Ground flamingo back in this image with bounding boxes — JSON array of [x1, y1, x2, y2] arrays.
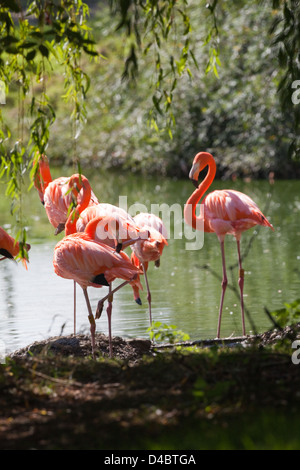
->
[[203, 189, 273, 239], [53, 233, 142, 290]]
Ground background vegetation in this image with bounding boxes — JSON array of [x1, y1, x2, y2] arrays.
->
[[1, 0, 300, 245], [1, 0, 300, 178]]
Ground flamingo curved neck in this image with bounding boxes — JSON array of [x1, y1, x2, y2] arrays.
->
[[38, 156, 52, 192], [184, 155, 216, 230], [33, 156, 52, 202], [65, 175, 92, 235]]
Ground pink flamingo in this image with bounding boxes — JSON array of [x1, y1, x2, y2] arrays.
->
[[184, 152, 274, 338], [33, 154, 98, 234], [33, 155, 100, 332], [76, 203, 150, 251], [53, 216, 143, 358], [0, 226, 31, 269], [130, 213, 168, 325]]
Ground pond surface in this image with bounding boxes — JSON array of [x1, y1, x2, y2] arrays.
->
[[0, 167, 299, 354]]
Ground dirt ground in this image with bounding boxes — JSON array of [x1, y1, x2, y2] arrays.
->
[[0, 324, 299, 450]]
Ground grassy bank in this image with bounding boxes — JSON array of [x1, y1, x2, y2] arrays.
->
[[0, 324, 299, 450]]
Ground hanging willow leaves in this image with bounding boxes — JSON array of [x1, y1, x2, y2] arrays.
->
[[0, 0, 299, 261], [270, 0, 300, 162], [0, 0, 98, 259]]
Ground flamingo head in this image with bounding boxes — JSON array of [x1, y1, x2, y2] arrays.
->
[[189, 152, 214, 187]]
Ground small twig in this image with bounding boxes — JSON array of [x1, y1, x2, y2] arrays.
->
[[28, 368, 84, 388], [264, 306, 283, 331], [153, 334, 258, 350]]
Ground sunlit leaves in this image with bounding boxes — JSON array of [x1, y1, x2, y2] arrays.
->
[[111, 0, 200, 135], [0, 0, 98, 256], [270, 299, 300, 329], [270, 0, 300, 161], [148, 321, 190, 344]]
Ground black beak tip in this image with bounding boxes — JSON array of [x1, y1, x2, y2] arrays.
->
[[135, 297, 142, 306], [116, 242, 123, 253], [190, 178, 199, 188]]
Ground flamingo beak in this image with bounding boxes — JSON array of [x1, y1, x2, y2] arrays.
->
[[116, 242, 123, 253], [190, 178, 199, 188], [189, 162, 200, 188]]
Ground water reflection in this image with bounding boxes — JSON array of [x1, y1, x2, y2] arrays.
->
[[1, 264, 15, 316], [0, 171, 299, 353]]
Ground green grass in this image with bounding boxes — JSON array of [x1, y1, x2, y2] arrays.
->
[[1, 337, 300, 450]]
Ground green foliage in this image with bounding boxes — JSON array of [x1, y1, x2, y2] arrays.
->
[[72, 0, 297, 178], [270, 299, 300, 328], [0, 0, 98, 253], [148, 321, 190, 344], [193, 376, 234, 405], [270, 0, 300, 162], [1, 0, 300, 255]]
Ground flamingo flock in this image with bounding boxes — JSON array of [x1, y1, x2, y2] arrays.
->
[[33, 155, 168, 357], [1, 151, 274, 357]]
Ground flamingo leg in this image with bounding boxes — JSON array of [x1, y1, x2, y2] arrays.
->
[[82, 288, 96, 359], [106, 284, 113, 358], [236, 239, 246, 336], [217, 240, 228, 338], [142, 262, 152, 326], [115, 236, 143, 252], [73, 280, 76, 335], [96, 277, 137, 319]]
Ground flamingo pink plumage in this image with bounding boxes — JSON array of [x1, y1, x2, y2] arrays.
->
[[0, 226, 31, 269], [76, 203, 149, 251], [53, 216, 143, 358], [130, 213, 168, 325], [33, 154, 98, 234], [184, 152, 274, 338], [76, 203, 152, 310], [34, 155, 100, 331]]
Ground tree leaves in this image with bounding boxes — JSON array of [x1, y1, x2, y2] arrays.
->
[[0, 0, 98, 256], [270, 0, 300, 161]]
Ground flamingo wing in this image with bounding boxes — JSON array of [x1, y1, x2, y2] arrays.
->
[[0, 226, 20, 258], [204, 189, 273, 237], [44, 177, 98, 230], [44, 177, 71, 228], [53, 233, 142, 289], [133, 212, 168, 239], [77, 204, 146, 246]]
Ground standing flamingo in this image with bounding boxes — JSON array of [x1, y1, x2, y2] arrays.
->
[[184, 152, 274, 338], [130, 213, 168, 325], [53, 216, 143, 358], [76, 203, 151, 311], [33, 155, 99, 333], [33, 154, 98, 234], [0, 226, 31, 268]]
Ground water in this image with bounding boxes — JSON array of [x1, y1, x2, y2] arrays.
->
[[0, 168, 299, 354]]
